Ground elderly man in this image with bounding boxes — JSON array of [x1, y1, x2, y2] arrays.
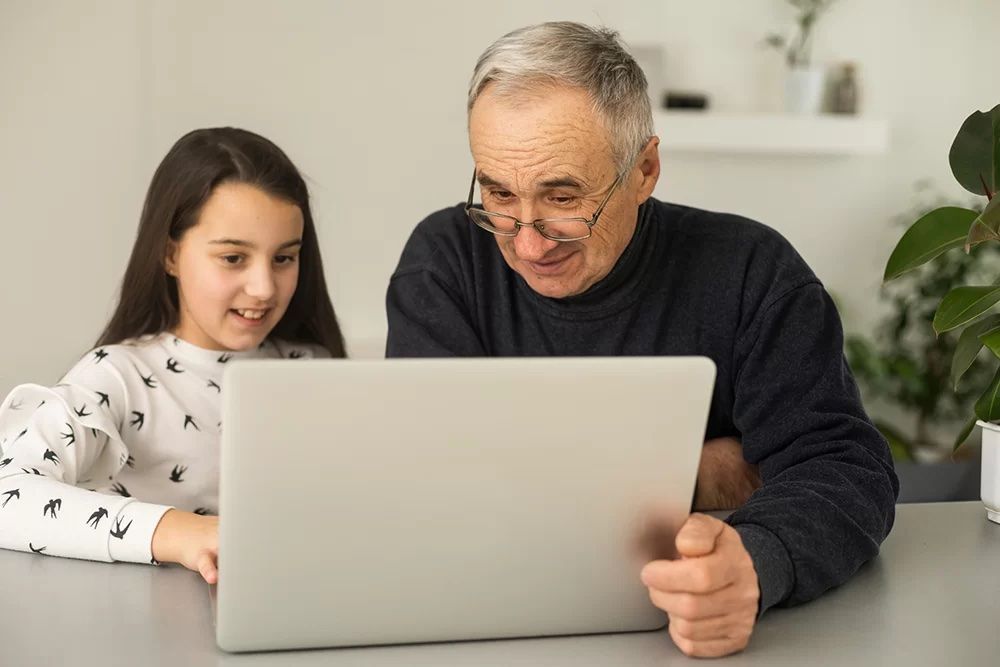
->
[[386, 22, 897, 658]]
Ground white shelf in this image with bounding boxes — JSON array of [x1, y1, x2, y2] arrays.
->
[[654, 111, 889, 156]]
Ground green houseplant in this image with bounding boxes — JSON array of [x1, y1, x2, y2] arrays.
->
[[847, 186, 996, 462], [883, 103, 1000, 521]]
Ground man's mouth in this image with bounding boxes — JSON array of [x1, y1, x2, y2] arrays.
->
[[525, 253, 574, 276]]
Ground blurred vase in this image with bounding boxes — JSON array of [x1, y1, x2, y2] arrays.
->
[[785, 66, 825, 114]]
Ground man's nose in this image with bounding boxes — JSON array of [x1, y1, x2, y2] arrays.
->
[[512, 223, 560, 262]]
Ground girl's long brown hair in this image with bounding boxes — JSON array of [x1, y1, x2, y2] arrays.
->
[[96, 127, 345, 357]]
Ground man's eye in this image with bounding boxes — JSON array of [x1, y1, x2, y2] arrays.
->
[[491, 190, 513, 201], [550, 196, 577, 206]]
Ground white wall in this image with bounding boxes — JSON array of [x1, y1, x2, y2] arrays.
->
[[2, 0, 998, 397]]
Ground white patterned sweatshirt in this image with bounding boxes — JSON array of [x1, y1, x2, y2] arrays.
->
[[0, 333, 324, 564]]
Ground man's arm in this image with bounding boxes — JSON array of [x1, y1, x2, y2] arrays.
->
[[386, 266, 486, 357], [726, 281, 898, 612], [693, 437, 760, 511]]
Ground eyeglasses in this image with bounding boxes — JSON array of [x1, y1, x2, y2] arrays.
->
[[464, 169, 624, 242]]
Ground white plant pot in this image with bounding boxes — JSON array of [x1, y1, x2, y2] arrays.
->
[[785, 66, 825, 114], [978, 420, 1000, 524]]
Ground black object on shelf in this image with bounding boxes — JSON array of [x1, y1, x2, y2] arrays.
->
[[663, 91, 709, 110]]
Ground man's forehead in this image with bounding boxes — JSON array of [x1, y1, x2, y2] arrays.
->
[[469, 85, 616, 188]]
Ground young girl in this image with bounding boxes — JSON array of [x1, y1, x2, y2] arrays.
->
[[0, 127, 345, 583]]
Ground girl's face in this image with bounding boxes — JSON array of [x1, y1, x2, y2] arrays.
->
[[165, 182, 304, 352]]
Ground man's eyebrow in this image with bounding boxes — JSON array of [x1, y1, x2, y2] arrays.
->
[[476, 172, 507, 189], [477, 172, 585, 190], [209, 238, 303, 250], [538, 176, 584, 190]]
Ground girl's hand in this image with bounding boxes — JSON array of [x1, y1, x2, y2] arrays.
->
[[151, 509, 219, 583]]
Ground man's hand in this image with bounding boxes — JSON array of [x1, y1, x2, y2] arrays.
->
[[641, 514, 760, 658], [693, 437, 761, 511], [151, 509, 219, 583]]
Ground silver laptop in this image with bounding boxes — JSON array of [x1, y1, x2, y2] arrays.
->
[[214, 357, 715, 652]]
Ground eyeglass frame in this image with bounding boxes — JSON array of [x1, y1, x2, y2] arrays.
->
[[464, 168, 625, 242]]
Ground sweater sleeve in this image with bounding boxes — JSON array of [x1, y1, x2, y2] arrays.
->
[[0, 351, 171, 564], [725, 282, 898, 613]]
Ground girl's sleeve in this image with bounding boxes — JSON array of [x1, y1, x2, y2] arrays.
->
[[0, 350, 172, 564]]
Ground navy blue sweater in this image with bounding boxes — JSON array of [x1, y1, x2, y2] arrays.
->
[[386, 197, 898, 613]]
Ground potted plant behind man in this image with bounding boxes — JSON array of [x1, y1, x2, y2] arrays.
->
[[883, 104, 1000, 522], [765, 0, 838, 114]]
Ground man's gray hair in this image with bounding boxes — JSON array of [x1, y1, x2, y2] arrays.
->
[[468, 22, 654, 174]]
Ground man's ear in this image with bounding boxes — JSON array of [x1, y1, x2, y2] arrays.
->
[[164, 239, 179, 278], [634, 136, 661, 205]]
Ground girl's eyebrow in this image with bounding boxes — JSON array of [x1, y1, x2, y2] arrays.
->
[[209, 238, 303, 250]]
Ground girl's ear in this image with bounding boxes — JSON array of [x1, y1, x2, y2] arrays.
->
[[164, 239, 179, 277]]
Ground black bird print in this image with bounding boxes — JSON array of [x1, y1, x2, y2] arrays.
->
[[42, 449, 60, 465], [126, 455, 135, 468], [193, 507, 211, 515], [166, 357, 184, 373], [96, 391, 110, 408], [87, 507, 109, 528], [29, 543, 46, 554], [13, 428, 27, 444], [110, 517, 132, 539], [183, 415, 199, 431], [59, 423, 75, 446], [169, 465, 187, 482], [21, 468, 42, 476], [90, 428, 98, 438], [73, 404, 92, 418], [217, 353, 233, 364], [38, 400, 45, 408], [110, 481, 130, 497], [93, 348, 108, 364], [207, 379, 221, 393], [8, 398, 23, 410], [140, 372, 157, 389], [1, 489, 20, 508], [43, 498, 62, 518], [289, 350, 304, 359], [130, 411, 145, 430], [0, 458, 11, 469]]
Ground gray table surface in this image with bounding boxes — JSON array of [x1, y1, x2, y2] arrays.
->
[[2, 501, 998, 666]]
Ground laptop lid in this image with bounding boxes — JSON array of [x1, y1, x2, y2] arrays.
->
[[216, 356, 715, 652]]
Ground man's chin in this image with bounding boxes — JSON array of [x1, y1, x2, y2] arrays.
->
[[520, 274, 583, 299]]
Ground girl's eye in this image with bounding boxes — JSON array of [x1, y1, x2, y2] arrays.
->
[[221, 255, 243, 265], [275, 255, 298, 265]]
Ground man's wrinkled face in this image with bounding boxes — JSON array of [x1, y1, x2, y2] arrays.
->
[[468, 84, 656, 298]]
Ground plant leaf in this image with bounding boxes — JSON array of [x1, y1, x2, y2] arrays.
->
[[982, 325, 1000, 358], [975, 365, 1000, 422], [933, 286, 1000, 334], [883, 207, 979, 281], [949, 104, 1000, 197], [950, 315, 1000, 388], [965, 195, 1000, 252], [953, 416, 977, 453]]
